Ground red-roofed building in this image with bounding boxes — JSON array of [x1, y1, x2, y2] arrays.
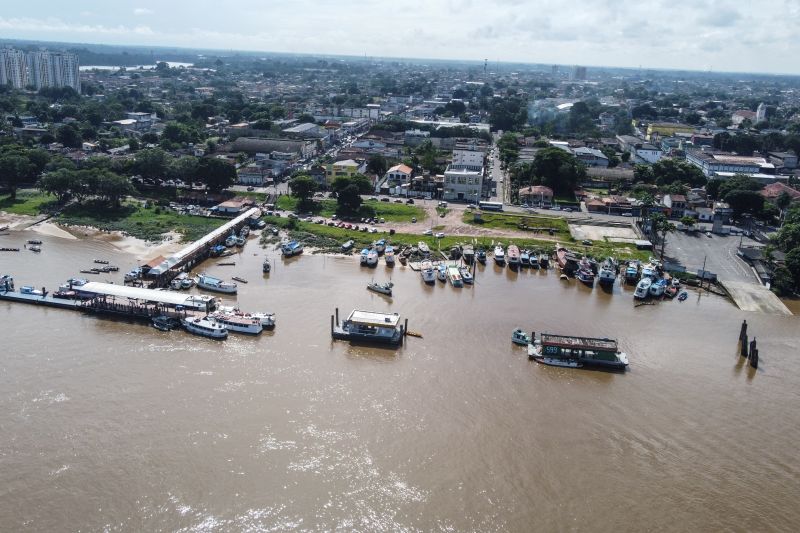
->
[[386, 164, 413, 184], [761, 182, 800, 204], [518, 185, 553, 207]]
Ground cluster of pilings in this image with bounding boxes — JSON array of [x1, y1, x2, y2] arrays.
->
[[738, 320, 759, 369]]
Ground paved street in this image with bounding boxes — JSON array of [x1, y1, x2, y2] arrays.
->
[[665, 230, 759, 283]]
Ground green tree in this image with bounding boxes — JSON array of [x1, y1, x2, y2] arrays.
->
[[337, 184, 363, 214], [366, 154, 388, 176], [56, 124, 82, 148], [776, 191, 792, 223], [771, 265, 795, 296], [724, 189, 764, 218], [718, 174, 761, 199], [38, 168, 77, 203], [775, 223, 800, 251], [95, 171, 135, 207], [680, 215, 696, 231], [288, 174, 318, 208], [0, 154, 34, 199], [197, 158, 236, 193], [169, 156, 200, 186], [785, 248, 800, 289], [531, 147, 586, 195], [652, 213, 676, 260], [133, 148, 168, 180]]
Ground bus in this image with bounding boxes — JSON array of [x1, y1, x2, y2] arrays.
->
[[478, 201, 504, 212]]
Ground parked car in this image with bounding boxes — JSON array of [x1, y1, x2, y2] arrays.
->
[[381, 198, 390, 202], [406, 199, 415, 204], [435, 232, 446, 238], [582, 239, 592, 246], [621, 212, 633, 217], [246, 186, 255, 191], [411, 217, 417, 223], [394, 199, 403, 203], [423, 229, 433, 236]]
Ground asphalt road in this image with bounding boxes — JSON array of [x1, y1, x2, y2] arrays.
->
[[665, 230, 759, 283]]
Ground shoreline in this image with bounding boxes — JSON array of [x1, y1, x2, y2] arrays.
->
[[0, 211, 184, 260]]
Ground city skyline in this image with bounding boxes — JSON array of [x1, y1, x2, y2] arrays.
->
[[1, 0, 799, 75]]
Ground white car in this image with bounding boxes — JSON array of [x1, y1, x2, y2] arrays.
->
[[435, 232, 445, 238], [423, 229, 433, 236]]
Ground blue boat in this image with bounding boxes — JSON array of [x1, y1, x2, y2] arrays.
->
[[281, 240, 304, 257], [360, 248, 370, 266]]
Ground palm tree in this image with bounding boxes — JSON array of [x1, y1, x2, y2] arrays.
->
[[652, 213, 676, 260]]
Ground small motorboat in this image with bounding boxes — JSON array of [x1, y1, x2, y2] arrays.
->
[[181, 277, 195, 289], [512, 328, 531, 346], [367, 281, 393, 296], [678, 291, 688, 301], [476, 247, 487, 264], [94, 259, 109, 265], [437, 264, 447, 282], [28, 245, 41, 253], [27, 239, 43, 245], [152, 315, 178, 331], [459, 266, 473, 284], [263, 258, 271, 273], [231, 276, 248, 284]]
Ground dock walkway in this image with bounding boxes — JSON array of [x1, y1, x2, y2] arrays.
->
[[719, 280, 792, 316], [0, 290, 82, 309]]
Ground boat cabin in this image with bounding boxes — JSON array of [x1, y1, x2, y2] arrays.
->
[[540, 333, 620, 362], [333, 309, 404, 345]]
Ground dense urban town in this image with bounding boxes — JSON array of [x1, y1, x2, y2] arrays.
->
[[3, 43, 800, 303]]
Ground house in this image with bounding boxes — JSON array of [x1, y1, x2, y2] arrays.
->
[[404, 129, 430, 147], [663, 194, 687, 218], [616, 135, 662, 164], [326, 159, 362, 184], [237, 164, 268, 186], [386, 164, 413, 184], [518, 185, 553, 207], [450, 149, 484, 171], [645, 122, 694, 141], [443, 166, 483, 202], [695, 207, 714, 222], [572, 146, 609, 167], [767, 151, 798, 171], [215, 199, 248, 215], [760, 182, 800, 204]]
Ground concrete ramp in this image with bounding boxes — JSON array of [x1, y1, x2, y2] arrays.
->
[[720, 280, 792, 316]]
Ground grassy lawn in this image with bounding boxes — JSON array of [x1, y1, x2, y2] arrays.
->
[[262, 216, 650, 260], [463, 211, 571, 239], [58, 201, 225, 242], [276, 195, 425, 222], [0, 191, 57, 216]]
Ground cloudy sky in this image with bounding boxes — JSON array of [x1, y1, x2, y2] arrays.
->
[[1, 0, 798, 74]]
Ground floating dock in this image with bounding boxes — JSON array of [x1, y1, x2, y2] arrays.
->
[[331, 307, 406, 346]]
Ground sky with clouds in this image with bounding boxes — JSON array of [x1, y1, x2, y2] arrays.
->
[[1, 0, 798, 74]]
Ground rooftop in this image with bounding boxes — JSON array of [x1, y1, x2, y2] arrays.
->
[[347, 310, 401, 328]]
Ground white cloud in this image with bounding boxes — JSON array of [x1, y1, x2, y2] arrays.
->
[[133, 8, 153, 16], [0, 16, 153, 36]]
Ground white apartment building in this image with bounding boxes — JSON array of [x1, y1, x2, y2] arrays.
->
[[443, 166, 483, 202], [27, 51, 80, 91], [0, 48, 28, 89]]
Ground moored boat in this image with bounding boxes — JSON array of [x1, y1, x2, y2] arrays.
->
[[374, 239, 386, 254], [342, 240, 354, 252], [366, 249, 378, 267], [520, 250, 530, 266], [576, 268, 595, 287], [625, 261, 640, 284], [420, 261, 436, 283], [538, 253, 550, 268], [436, 264, 447, 282], [527, 332, 629, 371], [447, 266, 463, 287], [598, 258, 616, 287], [462, 245, 475, 265], [512, 328, 531, 346], [332, 309, 404, 346], [459, 266, 473, 284], [196, 273, 238, 294], [281, 240, 303, 256], [634, 277, 652, 299], [507, 245, 520, 267], [367, 281, 393, 296], [476, 247, 487, 264], [262, 258, 271, 273], [384, 245, 395, 266], [418, 241, 430, 256], [225, 235, 237, 247], [360, 248, 370, 266], [209, 312, 263, 335], [152, 315, 178, 331], [493, 245, 505, 265], [182, 316, 228, 339], [649, 278, 667, 297]]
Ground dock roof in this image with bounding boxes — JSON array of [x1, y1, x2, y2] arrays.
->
[[79, 282, 199, 307], [347, 310, 401, 328], [541, 333, 618, 352]]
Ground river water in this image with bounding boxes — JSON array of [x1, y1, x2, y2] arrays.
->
[[1, 231, 799, 531]]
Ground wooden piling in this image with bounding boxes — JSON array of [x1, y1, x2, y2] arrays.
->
[[330, 314, 334, 335], [740, 333, 749, 358], [748, 337, 757, 361], [335, 307, 339, 326], [739, 320, 748, 342], [404, 318, 408, 336], [750, 348, 759, 369]]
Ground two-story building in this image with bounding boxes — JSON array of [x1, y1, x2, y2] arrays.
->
[[443, 166, 483, 202], [663, 194, 687, 218], [326, 159, 362, 184], [572, 146, 609, 167], [518, 185, 553, 207], [385, 164, 413, 184]]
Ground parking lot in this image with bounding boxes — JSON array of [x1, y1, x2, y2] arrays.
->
[[665, 229, 760, 283]]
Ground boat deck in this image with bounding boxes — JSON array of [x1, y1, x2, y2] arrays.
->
[[540, 333, 618, 352], [0, 290, 83, 309]]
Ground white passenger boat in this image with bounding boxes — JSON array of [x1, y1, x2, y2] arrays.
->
[[459, 266, 473, 284], [217, 306, 276, 328], [437, 264, 447, 282], [494, 245, 505, 265], [182, 317, 228, 339], [634, 277, 652, 299], [58, 278, 89, 291], [181, 277, 195, 289], [196, 273, 238, 294], [420, 261, 436, 283], [209, 312, 263, 335], [171, 272, 189, 290], [418, 242, 430, 256], [447, 266, 463, 287], [649, 279, 667, 297], [384, 245, 395, 265], [366, 249, 379, 267]]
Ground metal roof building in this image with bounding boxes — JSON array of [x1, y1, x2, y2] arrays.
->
[[78, 282, 214, 309]]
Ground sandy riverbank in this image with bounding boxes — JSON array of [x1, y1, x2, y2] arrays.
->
[[1, 211, 183, 260]]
